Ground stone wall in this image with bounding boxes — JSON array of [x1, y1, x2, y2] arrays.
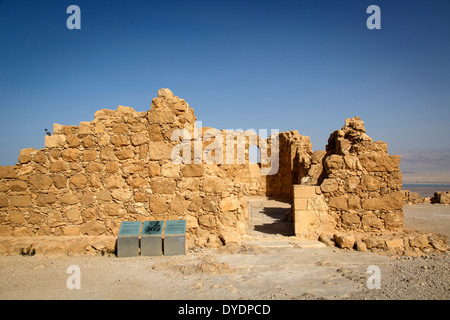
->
[[302, 117, 404, 233], [0, 89, 276, 248]]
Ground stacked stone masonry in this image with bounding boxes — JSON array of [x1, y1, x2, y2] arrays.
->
[[0, 89, 447, 255]]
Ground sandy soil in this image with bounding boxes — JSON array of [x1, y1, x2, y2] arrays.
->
[[0, 204, 449, 300]]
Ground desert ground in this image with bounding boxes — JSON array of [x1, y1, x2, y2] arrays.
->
[[0, 203, 448, 300]]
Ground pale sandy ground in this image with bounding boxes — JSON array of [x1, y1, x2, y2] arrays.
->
[[0, 203, 448, 300]]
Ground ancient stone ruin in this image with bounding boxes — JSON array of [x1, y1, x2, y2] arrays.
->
[[0, 89, 447, 256]]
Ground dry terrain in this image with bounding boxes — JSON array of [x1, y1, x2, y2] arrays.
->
[[0, 203, 448, 300]]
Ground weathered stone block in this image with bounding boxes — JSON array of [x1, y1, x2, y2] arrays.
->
[[328, 195, 348, 211], [362, 192, 403, 210], [69, 174, 88, 189], [83, 150, 98, 162], [148, 141, 173, 160], [36, 193, 57, 206], [45, 134, 66, 148], [18, 148, 36, 164], [9, 180, 28, 192], [10, 195, 31, 207], [182, 164, 204, 177], [320, 178, 338, 193], [220, 196, 239, 211], [334, 234, 355, 249], [49, 161, 66, 173], [149, 195, 169, 214], [294, 198, 307, 211], [293, 185, 316, 198], [0, 166, 16, 179]]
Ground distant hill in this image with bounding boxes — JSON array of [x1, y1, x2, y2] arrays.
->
[[393, 149, 450, 183]]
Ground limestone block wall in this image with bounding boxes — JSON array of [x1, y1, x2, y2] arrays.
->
[[0, 89, 276, 248], [301, 117, 404, 233]]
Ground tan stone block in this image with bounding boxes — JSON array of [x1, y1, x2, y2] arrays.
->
[[85, 162, 104, 173], [116, 149, 134, 160], [127, 177, 148, 188], [203, 176, 224, 193], [60, 193, 79, 205], [111, 189, 133, 202], [182, 164, 204, 177], [0, 225, 13, 237], [112, 123, 128, 134], [82, 136, 96, 148], [148, 162, 161, 177], [33, 150, 47, 163], [131, 134, 148, 146], [294, 210, 316, 225], [361, 175, 382, 191], [148, 110, 175, 124], [80, 192, 95, 205], [294, 198, 307, 211], [18, 148, 36, 164], [362, 191, 403, 210], [104, 175, 126, 189], [342, 212, 360, 227], [334, 234, 355, 249], [385, 238, 404, 249], [148, 141, 173, 160], [83, 150, 98, 162], [102, 203, 126, 216], [66, 134, 80, 148], [53, 174, 67, 189], [80, 221, 106, 236], [69, 174, 88, 189], [111, 135, 129, 147], [100, 147, 115, 161], [361, 212, 383, 230], [36, 193, 57, 206], [96, 190, 112, 203], [62, 225, 81, 236], [0, 166, 16, 179], [94, 108, 114, 119], [0, 195, 9, 207], [328, 195, 348, 211], [122, 161, 146, 174], [347, 194, 361, 210], [9, 180, 28, 192], [198, 214, 216, 228], [79, 121, 91, 134], [9, 211, 26, 224], [65, 207, 81, 222], [148, 124, 163, 141], [49, 161, 66, 173], [320, 179, 338, 193], [106, 161, 120, 173], [220, 196, 239, 211], [10, 195, 31, 207], [150, 177, 176, 194], [149, 195, 168, 214], [170, 196, 186, 214], [293, 185, 316, 198], [324, 154, 344, 171], [134, 192, 148, 203], [160, 162, 181, 178], [409, 234, 430, 249], [45, 134, 66, 148]]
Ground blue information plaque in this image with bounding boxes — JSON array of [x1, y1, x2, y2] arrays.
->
[[141, 221, 164, 256], [117, 221, 142, 257], [164, 220, 186, 256]]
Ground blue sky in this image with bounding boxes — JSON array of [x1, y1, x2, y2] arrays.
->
[[1, 0, 449, 166]]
